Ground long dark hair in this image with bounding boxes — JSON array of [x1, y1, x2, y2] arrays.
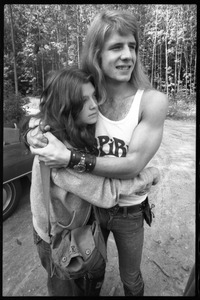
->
[[23, 66, 97, 152]]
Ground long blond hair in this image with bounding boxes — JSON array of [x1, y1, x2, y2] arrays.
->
[[81, 10, 152, 103]]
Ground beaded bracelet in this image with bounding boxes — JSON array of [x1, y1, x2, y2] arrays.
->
[[68, 149, 96, 173]]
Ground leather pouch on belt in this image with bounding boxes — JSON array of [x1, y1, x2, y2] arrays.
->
[[143, 202, 153, 227]]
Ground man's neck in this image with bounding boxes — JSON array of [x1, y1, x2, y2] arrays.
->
[[100, 81, 137, 121], [105, 81, 135, 103]]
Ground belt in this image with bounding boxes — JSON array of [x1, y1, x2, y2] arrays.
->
[[109, 197, 148, 215]]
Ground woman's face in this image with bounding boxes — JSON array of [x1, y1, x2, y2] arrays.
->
[[100, 31, 137, 84], [78, 82, 98, 125]]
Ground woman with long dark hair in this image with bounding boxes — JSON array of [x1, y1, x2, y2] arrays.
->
[[22, 65, 160, 296]]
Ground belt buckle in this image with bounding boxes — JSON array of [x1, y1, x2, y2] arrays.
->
[[109, 205, 119, 215]]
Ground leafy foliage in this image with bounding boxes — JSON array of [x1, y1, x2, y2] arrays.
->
[[4, 4, 196, 124], [3, 80, 27, 126]]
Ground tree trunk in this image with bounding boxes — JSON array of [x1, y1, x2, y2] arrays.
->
[[193, 53, 196, 93], [51, 53, 54, 70], [38, 24, 44, 90], [76, 5, 80, 67], [36, 55, 39, 94], [189, 43, 193, 95], [8, 5, 18, 96], [160, 43, 162, 91], [165, 7, 169, 96], [175, 44, 178, 94], [151, 7, 158, 86], [56, 25, 60, 69], [65, 23, 68, 67], [32, 61, 36, 95], [41, 50, 44, 90], [184, 49, 188, 97], [174, 9, 179, 94], [177, 44, 183, 92]]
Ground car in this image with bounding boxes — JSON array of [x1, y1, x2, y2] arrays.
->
[[3, 125, 34, 220]]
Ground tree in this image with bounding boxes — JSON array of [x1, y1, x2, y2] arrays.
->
[[3, 4, 196, 101], [8, 4, 18, 95]]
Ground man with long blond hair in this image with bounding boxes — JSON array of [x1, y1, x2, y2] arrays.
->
[[25, 10, 168, 296]]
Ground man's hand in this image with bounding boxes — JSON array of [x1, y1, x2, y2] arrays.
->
[[30, 132, 71, 168], [27, 118, 51, 148], [133, 167, 160, 196], [27, 126, 48, 148]]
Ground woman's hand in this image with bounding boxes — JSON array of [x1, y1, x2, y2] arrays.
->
[[30, 132, 71, 168]]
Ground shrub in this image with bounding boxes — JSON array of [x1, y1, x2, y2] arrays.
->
[[3, 92, 27, 127], [167, 91, 196, 120]]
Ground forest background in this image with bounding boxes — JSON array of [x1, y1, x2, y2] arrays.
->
[[3, 4, 196, 125]]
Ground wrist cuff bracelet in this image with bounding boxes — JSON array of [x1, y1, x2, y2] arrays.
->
[[68, 149, 96, 173]]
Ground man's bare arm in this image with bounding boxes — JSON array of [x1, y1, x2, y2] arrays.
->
[[30, 90, 168, 179], [93, 90, 168, 179]]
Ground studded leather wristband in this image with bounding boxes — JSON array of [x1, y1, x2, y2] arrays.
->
[[68, 149, 96, 173]]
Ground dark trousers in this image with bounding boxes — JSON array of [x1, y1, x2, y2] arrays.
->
[[96, 203, 145, 296], [33, 199, 151, 296]]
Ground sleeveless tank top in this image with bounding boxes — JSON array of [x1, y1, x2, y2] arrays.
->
[[95, 89, 147, 206]]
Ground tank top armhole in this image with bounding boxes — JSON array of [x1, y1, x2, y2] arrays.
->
[[130, 89, 144, 124]]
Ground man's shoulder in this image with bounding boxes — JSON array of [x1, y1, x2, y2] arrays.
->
[[140, 89, 168, 120], [143, 88, 167, 99], [142, 89, 168, 108]]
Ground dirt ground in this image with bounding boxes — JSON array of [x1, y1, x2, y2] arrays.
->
[[2, 117, 196, 297]]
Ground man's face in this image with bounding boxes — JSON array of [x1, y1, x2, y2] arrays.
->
[[100, 31, 137, 84]]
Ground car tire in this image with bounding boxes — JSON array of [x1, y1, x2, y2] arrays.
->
[[3, 179, 22, 220]]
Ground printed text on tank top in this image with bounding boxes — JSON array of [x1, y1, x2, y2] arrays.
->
[[95, 90, 144, 158]]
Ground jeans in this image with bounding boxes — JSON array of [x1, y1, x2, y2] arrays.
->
[[96, 202, 145, 296], [33, 199, 149, 296]]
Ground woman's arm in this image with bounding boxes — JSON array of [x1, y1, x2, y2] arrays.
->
[[49, 159, 160, 208]]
